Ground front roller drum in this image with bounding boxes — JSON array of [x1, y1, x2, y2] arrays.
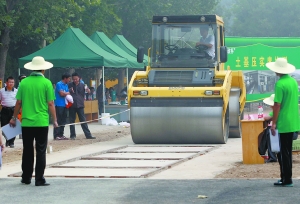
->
[[130, 98, 229, 144]]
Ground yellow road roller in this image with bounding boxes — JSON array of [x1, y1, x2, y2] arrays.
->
[[128, 15, 246, 144]]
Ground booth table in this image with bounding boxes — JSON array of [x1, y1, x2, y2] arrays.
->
[[241, 119, 265, 164], [75, 100, 98, 122]]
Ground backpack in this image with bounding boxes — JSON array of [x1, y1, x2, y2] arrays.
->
[[258, 126, 269, 155]]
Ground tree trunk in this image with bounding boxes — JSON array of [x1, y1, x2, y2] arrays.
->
[[117, 69, 125, 100], [0, 27, 10, 84]]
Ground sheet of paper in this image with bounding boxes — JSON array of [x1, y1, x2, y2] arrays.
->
[[2, 119, 22, 140], [0, 146, 2, 170], [269, 129, 280, 153]]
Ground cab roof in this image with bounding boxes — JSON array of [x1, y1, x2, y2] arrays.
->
[[152, 15, 223, 24]]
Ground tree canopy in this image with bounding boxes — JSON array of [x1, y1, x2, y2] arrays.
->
[[218, 0, 300, 37], [0, 0, 219, 83]]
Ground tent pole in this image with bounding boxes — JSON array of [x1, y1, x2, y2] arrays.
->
[[126, 68, 129, 90], [18, 68, 20, 76], [103, 66, 105, 114], [127, 67, 130, 121]]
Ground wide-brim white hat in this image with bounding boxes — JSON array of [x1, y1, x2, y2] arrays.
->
[[24, 56, 53, 70], [263, 94, 275, 106], [266, 58, 295, 74]]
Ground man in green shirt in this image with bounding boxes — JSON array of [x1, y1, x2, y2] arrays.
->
[[9, 56, 58, 186], [266, 58, 300, 187]]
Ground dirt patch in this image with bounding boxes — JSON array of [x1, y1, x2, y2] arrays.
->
[[1, 126, 130, 164], [215, 152, 300, 179]]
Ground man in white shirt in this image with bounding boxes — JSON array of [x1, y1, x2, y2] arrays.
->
[[196, 25, 215, 59], [0, 76, 18, 148]]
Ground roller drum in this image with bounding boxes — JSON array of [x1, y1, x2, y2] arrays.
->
[[130, 98, 228, 144], [229, 87, 241, 138]]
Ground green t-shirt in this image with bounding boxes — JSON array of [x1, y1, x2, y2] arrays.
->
[[16, 72, 55, 127], [274, 75, 300, 133]]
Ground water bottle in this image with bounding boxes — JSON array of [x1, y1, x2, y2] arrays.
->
[[257, 105, 264, 120]]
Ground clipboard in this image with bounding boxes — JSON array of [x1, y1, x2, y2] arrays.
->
[[2, 119, 22, 140]]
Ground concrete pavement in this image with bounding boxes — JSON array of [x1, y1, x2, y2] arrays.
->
[[1, 122, 299, 203], [0, 178, 299, 204]]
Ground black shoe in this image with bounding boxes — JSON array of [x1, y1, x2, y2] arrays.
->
[[70, 137, 76, 140], [10, 144, 15, 148], [86, 136, 96, 139], [274, 180, 283, 186], [21, 179, 31, 185], [266, 159, 277, 163], [35, 182, 50, 186]]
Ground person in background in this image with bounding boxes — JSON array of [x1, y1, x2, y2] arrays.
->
[[0, 76, 18, 148], [263, 94, 277, 163], [9, 56, 58, 186], [68, 72, 95, 140], [96, 78, 105, 115], [52, 82, 56, 90], [89, 87, 95, 100], [54, 73, 71, 140], [266, 58, 300, 187], [79, 75, 84, 84], [18, 74, 26, 88], [105, 88, 110, 105]]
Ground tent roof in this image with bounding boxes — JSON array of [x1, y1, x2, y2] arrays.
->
[[18, 27, 128, 68], [226, 37, 300, 47], [111, 34, 148, 62], [90, 32, 143, 68]]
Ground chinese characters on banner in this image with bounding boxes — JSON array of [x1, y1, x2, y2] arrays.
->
[[235, 56, 287, 69]]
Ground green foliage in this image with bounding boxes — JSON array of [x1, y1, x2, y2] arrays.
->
[[228, 0, 300, 37], [1, 0, 219, 83], [112, 0, 219, 48]]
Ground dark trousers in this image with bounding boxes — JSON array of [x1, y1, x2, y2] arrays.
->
[[53, 106, 67, 139], [277, 132, 293, 184], [69, 107, 91, 138], [98, 101, 104, 115], [1, 107, 15, 145], [21, 127, 48, 183]]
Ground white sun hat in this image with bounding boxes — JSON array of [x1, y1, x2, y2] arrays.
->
[[263, 94, 275, 106], [24, 56, 53, 70], [266, 58, 295, 74]]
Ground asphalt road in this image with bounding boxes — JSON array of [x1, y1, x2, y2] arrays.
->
[[0, 178, 298, 204]]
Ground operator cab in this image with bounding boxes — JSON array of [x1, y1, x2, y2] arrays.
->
[[137, 15, 227, 68]]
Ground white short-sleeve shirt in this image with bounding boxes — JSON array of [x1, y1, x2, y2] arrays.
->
[[200, 34, 215, 59], [0, 87, 18, 107]]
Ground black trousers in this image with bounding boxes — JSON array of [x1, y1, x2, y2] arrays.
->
[[53, 106, 67, 139], [69, 107, 92, 138], [22, 127, 48, 183], [1, 107, 15, 145], [277, 132, 293, 184], [98, 101, 104, 115]]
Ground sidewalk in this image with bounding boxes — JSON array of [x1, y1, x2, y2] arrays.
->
[[0, 122, 133, 178]]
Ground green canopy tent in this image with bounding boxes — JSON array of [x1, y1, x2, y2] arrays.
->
[[111, 34, 148, 63], [18, 27, 128, 68], [18, 27, 130, 114], [90, 32, 144, 69]]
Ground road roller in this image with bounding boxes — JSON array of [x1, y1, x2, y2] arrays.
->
[[128, 15, 246, 144]]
